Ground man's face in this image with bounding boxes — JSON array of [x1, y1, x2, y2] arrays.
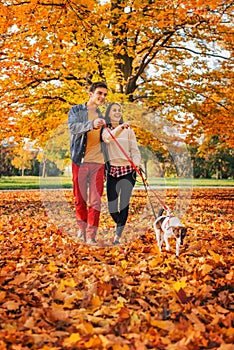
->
[[89, 87, 108, 106]]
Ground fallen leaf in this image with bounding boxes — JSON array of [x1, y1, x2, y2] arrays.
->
[[63, 333, 81, 346]]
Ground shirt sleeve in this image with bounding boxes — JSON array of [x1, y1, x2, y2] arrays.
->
[[129, 129, 141, 166], [68, 105, 93, 136], [102, 125, 124, 143]]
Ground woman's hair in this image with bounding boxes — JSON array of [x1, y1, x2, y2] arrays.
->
[[105, 102, 124, 127]]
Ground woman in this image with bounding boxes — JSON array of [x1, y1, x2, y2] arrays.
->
[[102, 103, 141, 245]]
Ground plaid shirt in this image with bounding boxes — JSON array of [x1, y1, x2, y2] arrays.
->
[[108, 165, 134, 178]]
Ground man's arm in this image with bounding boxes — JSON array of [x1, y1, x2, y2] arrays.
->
[[68, 105, 93, 136], [68, 105, 105, 135]]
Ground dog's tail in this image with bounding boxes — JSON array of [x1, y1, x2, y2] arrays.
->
[[158, 208, 164, 217]]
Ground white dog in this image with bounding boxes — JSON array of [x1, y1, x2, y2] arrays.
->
[[153, 208, 187, 257]]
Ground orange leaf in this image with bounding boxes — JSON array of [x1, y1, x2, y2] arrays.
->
[[63, 333, 81, 346], [150, 320, 175, 332]]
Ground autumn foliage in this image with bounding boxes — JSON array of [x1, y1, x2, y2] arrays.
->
[[0, 0, 233, 149], [0, 188, 233, 349]]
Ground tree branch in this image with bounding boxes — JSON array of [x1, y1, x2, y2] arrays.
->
[[163, 45, 229, 60]]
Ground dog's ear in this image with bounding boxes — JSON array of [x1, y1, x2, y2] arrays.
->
[[158, 208, 164, 217]]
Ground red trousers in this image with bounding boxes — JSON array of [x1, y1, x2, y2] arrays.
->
[[72, 162, 105, 239]]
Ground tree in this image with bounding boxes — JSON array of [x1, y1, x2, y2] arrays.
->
[[0, 144, 20, 176], [197, 136, 234, 179], [188, 136, 233, 179], [0, 0, 233, 150], [11, 142, 34, 176], [36, 121, 70, 177]]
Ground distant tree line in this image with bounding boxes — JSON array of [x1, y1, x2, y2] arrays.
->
[[1, 137, 233, 179], [189, 146, 233, 179], [0, 145, 63, 177]]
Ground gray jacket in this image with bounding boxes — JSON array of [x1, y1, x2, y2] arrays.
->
[[68, 103, 107, 165]]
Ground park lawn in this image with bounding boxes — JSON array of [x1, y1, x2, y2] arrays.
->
[[140, 177, 234, 187], [0, 175, 234, 190], [0, 176, 72, 190]]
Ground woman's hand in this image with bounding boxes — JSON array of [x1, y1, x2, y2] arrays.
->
[[121, 122, 130, 129]]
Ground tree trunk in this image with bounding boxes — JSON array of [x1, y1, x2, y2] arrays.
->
[[41, 158, 47, 178]]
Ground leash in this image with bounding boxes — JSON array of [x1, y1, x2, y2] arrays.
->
[[104, 125, 171, 217], [138, 167, 157, 219]]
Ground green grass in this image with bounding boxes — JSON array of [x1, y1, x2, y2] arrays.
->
[[0, 176, 73, 190], [0, 176, 233, 190], [136, 177, 234, 187]]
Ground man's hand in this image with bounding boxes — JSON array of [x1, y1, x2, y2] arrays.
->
[[93, 118, 105, 129]]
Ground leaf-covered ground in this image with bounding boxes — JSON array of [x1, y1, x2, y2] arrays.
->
[[0, 188, 233, 350]]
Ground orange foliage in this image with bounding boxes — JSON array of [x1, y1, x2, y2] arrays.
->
[[0, 188, 233, 349], [0, 0, 233, 148]]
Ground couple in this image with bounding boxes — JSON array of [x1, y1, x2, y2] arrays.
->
[[68, 82, 141, 246]]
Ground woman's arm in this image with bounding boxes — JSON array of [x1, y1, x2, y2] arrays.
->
[[129, 129, 141, 166], [102, 123, 130, 143]]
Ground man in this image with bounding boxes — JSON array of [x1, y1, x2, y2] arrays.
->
[[68, 82, 108, 245]]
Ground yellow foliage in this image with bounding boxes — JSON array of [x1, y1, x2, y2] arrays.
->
[[0, 0, 233, 148], [63, 333, 81, 346]]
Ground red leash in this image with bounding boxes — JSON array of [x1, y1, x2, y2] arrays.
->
[[104, 125, 170, 214]]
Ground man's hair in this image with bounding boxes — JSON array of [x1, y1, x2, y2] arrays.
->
[[89, 81, 108, 93]]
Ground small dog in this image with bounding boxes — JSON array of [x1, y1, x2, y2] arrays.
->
[[153, 208, 187, 257]]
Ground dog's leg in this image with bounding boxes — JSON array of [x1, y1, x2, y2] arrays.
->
[[154, 223, 162, 252], [164, 234, 170, 251], [156, 229, 162, 252], [176, 236, 181, 257]]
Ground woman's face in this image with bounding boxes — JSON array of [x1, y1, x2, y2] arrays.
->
[[109, 104, 122, 124]]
